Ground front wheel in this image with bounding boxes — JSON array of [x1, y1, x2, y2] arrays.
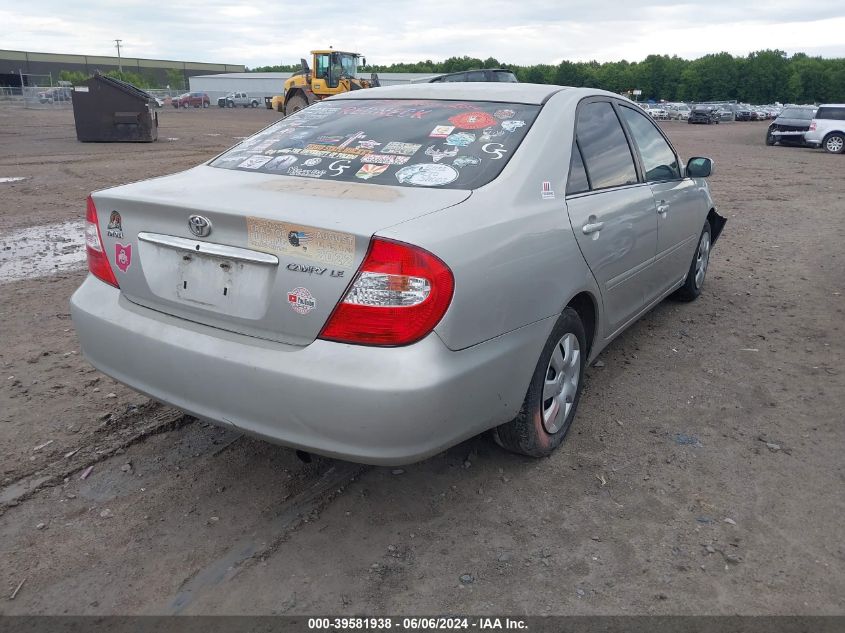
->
[[823, 133, 845, 154], [284, 93, 308, 116], [672, 221, 712, 302], [765, 131, 775, 146], [202, 102, 209, 108], [493, 308, 586, 458]]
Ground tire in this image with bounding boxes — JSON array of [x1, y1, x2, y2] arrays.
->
[[672, 221, 712, 302], [823, 133, 845, 154], [276, 102, 284, 113], [765, 131, 775, 146], [493, 308, 586, 458], [203, 102, 209, 108], [251, 101, 258, 108], [182, 103, 188, 109], [284, 93, 308, 116], [227, 101, 234, 108]]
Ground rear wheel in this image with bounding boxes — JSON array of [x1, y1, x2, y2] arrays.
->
[[493, 308, 586, 458], [823, 133, 845, 154], [673, 221, 712, 302], [285, 93, 308, 116]]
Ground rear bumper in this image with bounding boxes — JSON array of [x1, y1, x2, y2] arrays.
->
[[802, 130, 823, 146], [70, 276, 551, 465]]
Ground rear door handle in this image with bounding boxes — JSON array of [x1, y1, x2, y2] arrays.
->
[[582, 221, 604, 235]]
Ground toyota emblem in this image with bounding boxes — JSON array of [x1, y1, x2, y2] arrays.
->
[[188, 215, 212, 237]]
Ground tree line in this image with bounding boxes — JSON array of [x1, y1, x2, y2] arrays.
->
[[253, 50, 845, 104]]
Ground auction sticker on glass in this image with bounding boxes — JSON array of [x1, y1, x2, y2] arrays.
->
[[246, 217, 355, 268]]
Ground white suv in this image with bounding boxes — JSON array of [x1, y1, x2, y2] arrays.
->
[[804, 104, 845, 154]]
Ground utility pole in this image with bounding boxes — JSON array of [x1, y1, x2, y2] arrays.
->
[[114, 39, 123, 72]]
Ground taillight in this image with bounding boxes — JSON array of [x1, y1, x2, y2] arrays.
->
[[319, 238, 454, 346], [85, 196, 119, 288], [809, 120, 817, 131]]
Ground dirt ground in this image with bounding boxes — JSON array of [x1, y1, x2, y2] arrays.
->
[[0, 105, 842, 616]]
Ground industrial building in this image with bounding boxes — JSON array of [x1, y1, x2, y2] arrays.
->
[[0, 49, 244, 88]]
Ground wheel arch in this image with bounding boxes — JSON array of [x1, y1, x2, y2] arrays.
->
[[567, 291, 598, 357], [707, 207, 727, 244]]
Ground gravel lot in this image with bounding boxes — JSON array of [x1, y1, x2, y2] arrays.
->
[[0, 105, 842, 615]]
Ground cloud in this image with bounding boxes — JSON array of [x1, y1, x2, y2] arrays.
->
[[2, 1, 844, 66]]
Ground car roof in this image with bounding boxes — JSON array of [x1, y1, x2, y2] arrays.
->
[[328, 82, 568, 105]]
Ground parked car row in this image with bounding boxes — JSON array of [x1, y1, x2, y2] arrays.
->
[[634, 101, 784, 123]]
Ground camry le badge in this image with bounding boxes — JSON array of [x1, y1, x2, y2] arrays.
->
[[188, 215, 212, 237]]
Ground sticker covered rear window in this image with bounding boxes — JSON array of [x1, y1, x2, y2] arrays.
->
[[210, 99, 540, 189]]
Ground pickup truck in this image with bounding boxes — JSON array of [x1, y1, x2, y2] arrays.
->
[[217, 92, 260, 108]]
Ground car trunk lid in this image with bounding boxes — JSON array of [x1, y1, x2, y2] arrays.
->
[[92, 165, 470, 345]]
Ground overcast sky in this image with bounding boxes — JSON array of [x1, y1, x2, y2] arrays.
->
[[3, 1, 844, 67]]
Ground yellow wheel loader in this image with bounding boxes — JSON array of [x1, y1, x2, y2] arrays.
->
[[273, 50, 380, 116]]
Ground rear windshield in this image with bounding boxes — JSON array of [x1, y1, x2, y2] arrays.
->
[[209, 99, 540, 189], [779, 108, 815, 120]]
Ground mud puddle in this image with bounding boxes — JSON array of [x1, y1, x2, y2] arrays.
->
[[0, 220, 85, 283]]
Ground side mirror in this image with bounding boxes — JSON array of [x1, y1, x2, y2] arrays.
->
[[361, 57, 366, 67], [686, 157, 714, 178]]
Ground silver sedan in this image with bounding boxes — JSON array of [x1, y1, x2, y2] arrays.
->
[[71, 83, 725, 464]]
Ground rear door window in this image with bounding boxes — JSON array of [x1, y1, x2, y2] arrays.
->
[[575, 101, 638, 190], [618, 105, 680, 182], [816, 107, 845, 121], [210, 99, 540, 190]]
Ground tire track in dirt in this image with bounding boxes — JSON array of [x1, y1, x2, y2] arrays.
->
[[0, 403, 191, 510]]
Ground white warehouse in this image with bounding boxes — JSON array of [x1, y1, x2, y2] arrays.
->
[[189, 72, 437, 103]]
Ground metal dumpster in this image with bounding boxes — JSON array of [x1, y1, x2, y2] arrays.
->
[[71, 72, 158, 142]]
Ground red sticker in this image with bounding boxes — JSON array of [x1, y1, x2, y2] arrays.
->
[[448, 111, 498, 129], [115, 243, 132, 273]]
